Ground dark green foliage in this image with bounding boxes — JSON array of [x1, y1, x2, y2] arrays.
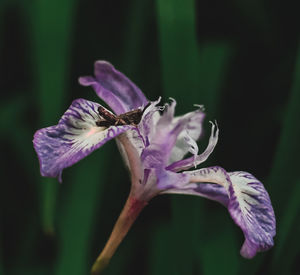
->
[[0, 0, 299, 274]]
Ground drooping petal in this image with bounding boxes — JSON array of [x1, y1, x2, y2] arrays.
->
[[184, 166, 276, 258], [79, 61, 148, 114], [228, 171, 276, 258], [166, 121, 218, 172], [168, 106, 205, 164], [33, 98, 132, 182]]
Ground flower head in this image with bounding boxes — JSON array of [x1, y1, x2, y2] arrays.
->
[[33, 61, 276, 273]]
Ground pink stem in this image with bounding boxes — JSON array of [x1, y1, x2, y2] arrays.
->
[[91, 195, 147, 275]]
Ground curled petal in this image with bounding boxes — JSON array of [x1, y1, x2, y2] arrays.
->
[[158, 98, 176, 126], [168, 106, 205, 164], [184, 167, 276, 258], [79, 61, 148, 114], [166, 121, 218, 172], [33, 98, 132, 182]]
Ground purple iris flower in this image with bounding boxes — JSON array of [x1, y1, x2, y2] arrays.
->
[[33, 61, 275, 274]]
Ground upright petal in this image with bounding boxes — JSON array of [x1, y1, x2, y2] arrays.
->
[[138, 98, 163, 146], [181, 167, 276, 258], [79, 61, 148, 114], [141, 100, 204, 169], [33, 98, 132, 182]]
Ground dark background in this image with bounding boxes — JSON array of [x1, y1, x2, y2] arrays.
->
[[1, 0, 300, 274]]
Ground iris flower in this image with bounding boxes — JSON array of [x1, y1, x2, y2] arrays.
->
[[33, 61, 276, 274]]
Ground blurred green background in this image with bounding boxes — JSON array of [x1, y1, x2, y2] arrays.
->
[[1, 0, 300, 274]]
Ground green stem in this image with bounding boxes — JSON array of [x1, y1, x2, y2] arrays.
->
[[91, 195, 147, 275]]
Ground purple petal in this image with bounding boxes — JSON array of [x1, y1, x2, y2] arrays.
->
[[162, 182, 229, 206], [166, 121, 218, 172], [185, 167, 276, 258], [79, 61, 148, 114], [33, 98, 132, 182], [156, 169, 190, 190]]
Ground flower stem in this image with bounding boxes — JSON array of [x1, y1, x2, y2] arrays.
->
[[91, 195, 147, 275]]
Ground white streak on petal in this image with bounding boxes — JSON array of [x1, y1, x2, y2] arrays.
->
[[33, 98, 132, 181]]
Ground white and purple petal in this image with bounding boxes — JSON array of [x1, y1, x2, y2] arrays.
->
[[79, 61, 148, 114], [33, 98, 132, 182], [183, 166, 276, 258], [228, 171, 276, 258]]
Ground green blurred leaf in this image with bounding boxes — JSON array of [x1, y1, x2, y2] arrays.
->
[[269, 40, 300, 273], [272, 178, 300, 272], [241, 39, 300, 275], [54, 150, 107, 275], [155, 0, 234, 274], [150, 222, 179, 275], [29, 0, 78, 232], [269, 41, 300, 214], [0, 230, 4, 275], [232, 0, 271, 34]]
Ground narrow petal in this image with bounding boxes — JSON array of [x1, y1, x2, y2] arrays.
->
[[138, 98, 163, 146], [33, 98, 132, 182], [166, 121, 218, 172], [184, 167, 276, 258], [79, 61, 148, 114]]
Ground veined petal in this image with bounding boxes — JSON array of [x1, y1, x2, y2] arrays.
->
[[79, 61, 148, 114], [33, 98, 132, 182], [166, 121, 218, 172], [184, 166, 275, 258], [228, 171, 276, 258]]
